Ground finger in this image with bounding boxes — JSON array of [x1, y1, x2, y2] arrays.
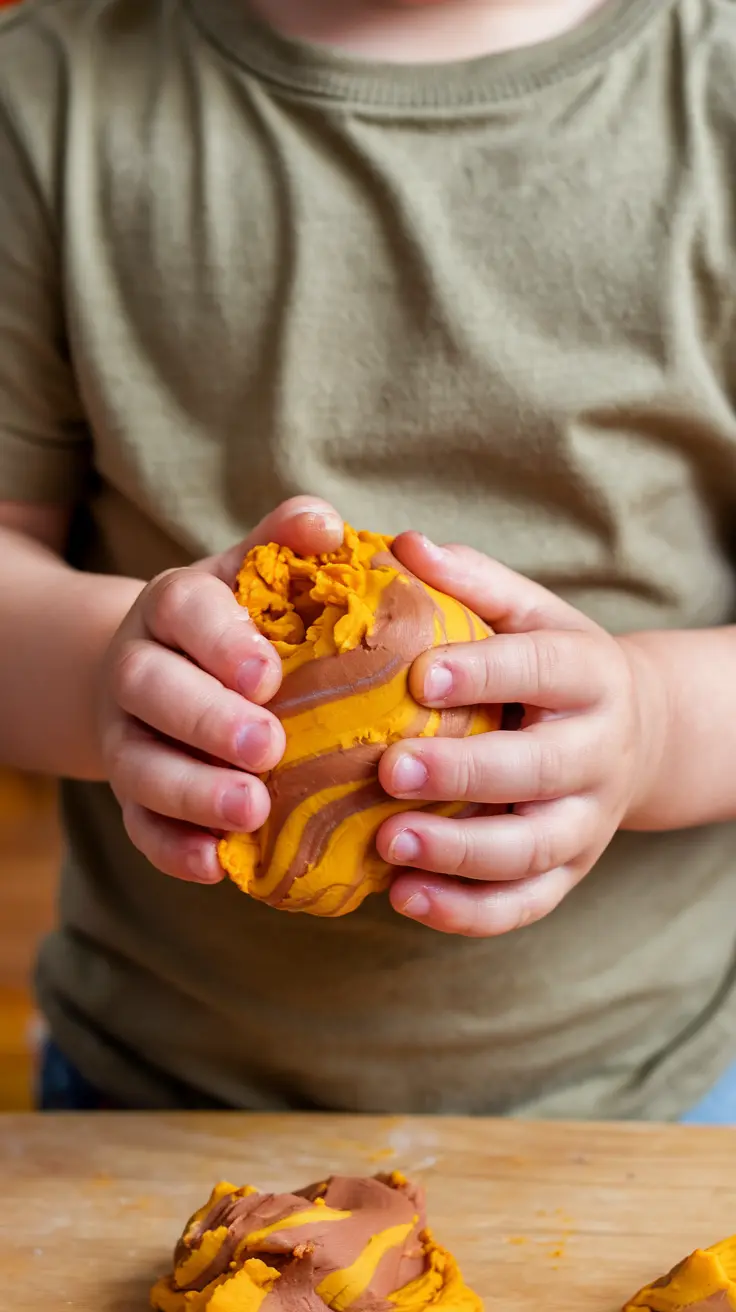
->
[[389, 866, 578, 937], [122, 801, 224, 884], [110, 640, 286, 770], [392, 531, 597, 635], [141, 570, 282, 704], [379, 721, 598, 805], [206, 495, 344, 585], [109, 725, 271, 831], [411, 630, 607, 711], [378, 797, 594, 883]]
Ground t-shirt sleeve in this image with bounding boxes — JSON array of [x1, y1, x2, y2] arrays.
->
[[0, 95, 90, 505]]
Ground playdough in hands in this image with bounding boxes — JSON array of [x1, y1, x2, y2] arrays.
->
[[624, 1235, 736, 1312], [217, 525, 501, 917], [150, 1170, 483, 1312]]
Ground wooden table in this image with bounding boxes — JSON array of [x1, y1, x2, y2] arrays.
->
[[2, 1114, 736, 1312]]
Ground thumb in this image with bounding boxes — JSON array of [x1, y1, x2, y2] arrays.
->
[[203, 496, 344, 585], [391, 531, 596, 635]]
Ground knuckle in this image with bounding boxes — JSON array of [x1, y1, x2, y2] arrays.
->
[[178, 770, 210, 825], [526, 601, 556, 632], [517, 868, 569, 928], [207, 614, 250, 672], [151, 569, 200, 632], [452, 745, 479, 799], [186, 697, 220, 748], [511, 896, 548, 932], [528, 632, 562, 696], [186, 694, 234, 755], [525, 825, 556, 876], [103, 720, 138, 785], [448, 826, 475, 878], [474, 641, 499, 702], [512, 634, 540, 697], [111, 640, 155, 708], [532, 739, 563, 799]]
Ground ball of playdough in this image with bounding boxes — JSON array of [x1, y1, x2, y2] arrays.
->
[[150, 1170, 483, 1312], [217, 525, 502, 917], [624, 1235, 736, 1312]]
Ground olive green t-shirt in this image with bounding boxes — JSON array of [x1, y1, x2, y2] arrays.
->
[[1, 0, 736, 1118]]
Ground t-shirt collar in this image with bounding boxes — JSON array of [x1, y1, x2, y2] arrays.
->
[[186, 0, 674, 111]]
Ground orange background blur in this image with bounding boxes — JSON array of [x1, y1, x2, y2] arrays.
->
[[0, 773, 58, 1109]]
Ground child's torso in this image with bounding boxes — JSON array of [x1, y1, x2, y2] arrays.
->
[[3, 0, 736, 1115]]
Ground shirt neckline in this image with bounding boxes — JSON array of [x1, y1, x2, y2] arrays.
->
[[187, 0, 674, 111]]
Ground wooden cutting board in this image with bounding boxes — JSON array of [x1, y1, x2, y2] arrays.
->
[[3, 1114, 736, 1312]]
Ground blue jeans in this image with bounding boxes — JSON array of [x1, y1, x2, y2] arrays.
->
[[37, 1039, 121, 1110], [38, 1039, 736, 1121], [681, 1062, 736, 1125]]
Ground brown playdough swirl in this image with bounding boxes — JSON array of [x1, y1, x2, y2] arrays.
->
[[150, 1171, 484, 1312], [217, 527, 503, 917]]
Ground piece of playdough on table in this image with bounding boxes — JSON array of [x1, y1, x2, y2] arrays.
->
[[150, 1170, 483, 1312], [624, 1235, 736, 1312]]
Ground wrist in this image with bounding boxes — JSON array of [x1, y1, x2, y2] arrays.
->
[[0, 561, 144, 781], [616, 632, 671, 830], [73, 573, 147, 781]]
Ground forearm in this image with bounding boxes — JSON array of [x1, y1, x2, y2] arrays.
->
[[0, 527, 143, 779], [620, 626, 736, 831]]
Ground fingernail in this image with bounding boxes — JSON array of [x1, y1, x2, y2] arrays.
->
[[390, 754, 428, 795], [400, 891, 431, 919], [221, 783, 253, 828], [237, 720, 273, 768], [419, 535, 446, 562], [296, 508, 343, 535], [423, 662, 453, 704], [389, 829, 421, 865], [237, 656, 271, 700], [186, 847, 222, 883]]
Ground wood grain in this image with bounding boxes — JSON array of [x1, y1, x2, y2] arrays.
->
[[2, 1114, 736, 1312]]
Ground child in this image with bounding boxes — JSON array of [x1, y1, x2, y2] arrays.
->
[[1, 0, 735, 1121]]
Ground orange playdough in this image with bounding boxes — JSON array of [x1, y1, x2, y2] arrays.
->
[[217, 525, 502, 917]]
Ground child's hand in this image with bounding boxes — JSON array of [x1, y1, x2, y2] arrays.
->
[[377, 533, 665, 937], [96, 496, 343, 884]]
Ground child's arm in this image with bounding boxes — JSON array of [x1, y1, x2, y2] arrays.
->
[[375, 533, 736, 937], [0, 502, 145, 780], [0, 495, 343, 883], [0, 89, 344, 887]]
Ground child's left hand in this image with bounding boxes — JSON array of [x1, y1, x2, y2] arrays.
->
[[376, 532, 666, 937]]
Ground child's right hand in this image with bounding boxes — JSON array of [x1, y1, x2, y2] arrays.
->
[[96, 496, 344, 884]]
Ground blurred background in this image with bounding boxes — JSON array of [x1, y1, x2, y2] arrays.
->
[[0, 0, 54, 1106], [0, 4, 51, 1108], [0, 769, 58, 1109]]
